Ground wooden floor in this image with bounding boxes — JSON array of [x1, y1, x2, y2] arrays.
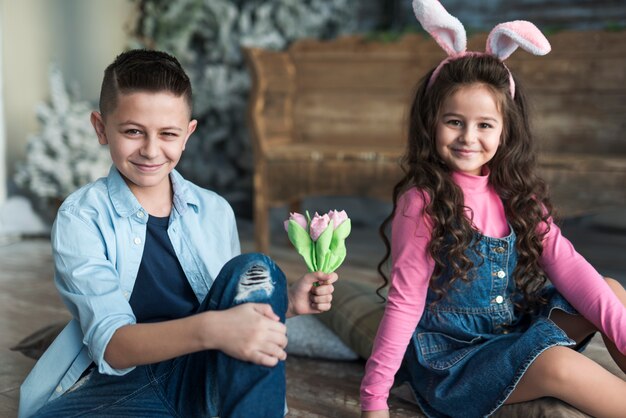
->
[[1, 208, 625, 417]]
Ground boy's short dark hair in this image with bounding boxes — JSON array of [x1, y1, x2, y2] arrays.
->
[[99, 49, 193, 117]]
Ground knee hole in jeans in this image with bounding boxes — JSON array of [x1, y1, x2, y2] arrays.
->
[[234, 263, 274, 303]]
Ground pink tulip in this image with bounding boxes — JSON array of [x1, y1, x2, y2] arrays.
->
[[284, 212, 308, 232], [309, 212, 331, 241], [327, 210, 348, 229]]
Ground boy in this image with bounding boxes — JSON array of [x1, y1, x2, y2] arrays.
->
[[19, 49, 337, 418]]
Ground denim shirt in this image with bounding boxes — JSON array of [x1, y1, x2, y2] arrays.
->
[[18, 166, 241, 418]]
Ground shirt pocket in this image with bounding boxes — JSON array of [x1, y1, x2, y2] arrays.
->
[[417, 332, 483, 371]]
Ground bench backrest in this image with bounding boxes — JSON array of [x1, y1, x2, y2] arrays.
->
[[245, 30, 626, 157]]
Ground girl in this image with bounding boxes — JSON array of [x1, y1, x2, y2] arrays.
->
[[360, 2, 626, 417]]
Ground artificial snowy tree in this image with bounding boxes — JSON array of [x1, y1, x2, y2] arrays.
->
[[14, 65, 110, 220]]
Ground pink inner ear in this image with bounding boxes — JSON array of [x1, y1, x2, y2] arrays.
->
[[494, 36, 514, 55], [487, 21, 551, 60], [432, 28, 463, 56]]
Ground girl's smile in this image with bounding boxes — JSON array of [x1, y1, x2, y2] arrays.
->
[[450, 148, 478, 156], [435, 83, 503, 175]]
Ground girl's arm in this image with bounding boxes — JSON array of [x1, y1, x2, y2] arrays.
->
[[362, 410, 390, 418], [361, 189, 434, 411], [540, 219, 626, 354]]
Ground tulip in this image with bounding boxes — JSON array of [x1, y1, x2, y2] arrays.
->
[[327, 210, 348, 229], [284, 209, 351, 274], [309, 212, 331, 241], [283, 212, 308, 233]]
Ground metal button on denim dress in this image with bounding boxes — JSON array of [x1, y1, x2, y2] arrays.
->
[[401, 228, 582, 418]]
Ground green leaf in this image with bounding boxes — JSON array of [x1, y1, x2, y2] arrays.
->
[[326, 245, 347, 273], [287, 220, 315, 272], [326, 219, 350, 272], [314, 223, 333, 272], [321, 251, 333, 274], [330, 219, 351, 251]]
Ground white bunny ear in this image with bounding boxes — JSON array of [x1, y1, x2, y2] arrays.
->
[[486, 21, 551, 60], [413, 0, 466, 56]]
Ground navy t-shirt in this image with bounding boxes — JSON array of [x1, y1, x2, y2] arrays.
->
[[129, 215, 199, 323]]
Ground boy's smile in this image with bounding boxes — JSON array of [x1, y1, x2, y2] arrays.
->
[[91, 91, 197, 206], [435, 83, 503, 176]]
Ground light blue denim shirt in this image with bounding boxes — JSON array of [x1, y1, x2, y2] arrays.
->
[[19, 166, 241, 418]]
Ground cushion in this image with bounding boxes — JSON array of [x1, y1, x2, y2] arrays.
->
[[286, 315, 359, 360], [317, 279, 386, 359]]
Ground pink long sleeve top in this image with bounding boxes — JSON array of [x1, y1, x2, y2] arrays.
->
[[360, 170, 626, 411]]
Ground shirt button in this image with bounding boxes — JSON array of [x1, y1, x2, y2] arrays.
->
[[55, 385, 63, 393], [495, 247, 505, 253], [123, 291, 130, 300], [137, 211, 145, 218], [134, 237, 142, 245], [497, 270, 506, 279], [495, 295, 504, 304]]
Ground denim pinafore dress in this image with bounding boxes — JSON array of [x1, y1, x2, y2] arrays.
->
[[401, 228, 583, 418]]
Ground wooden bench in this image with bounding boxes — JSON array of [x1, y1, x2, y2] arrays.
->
[[244, 30, 626, 254]]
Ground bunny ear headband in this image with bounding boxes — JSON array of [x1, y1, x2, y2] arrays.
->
[[413, 0, 551, 98]]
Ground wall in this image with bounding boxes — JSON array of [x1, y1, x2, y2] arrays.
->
[[0, 0, 135, 195]]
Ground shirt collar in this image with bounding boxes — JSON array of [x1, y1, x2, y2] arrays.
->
[[451, 167, 491, 193], [170, 169, 199, 215], [107, 165, 199, 218]]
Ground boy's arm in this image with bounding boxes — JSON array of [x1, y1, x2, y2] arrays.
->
[[105, 302, 288, 369], [54, 206, 287, 373], [52, 208, 137, 375]]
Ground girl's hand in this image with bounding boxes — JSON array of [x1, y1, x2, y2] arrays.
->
[[211, 303, 287, 367], [362, 410, 390, 418], [286, 271, 338, 317]]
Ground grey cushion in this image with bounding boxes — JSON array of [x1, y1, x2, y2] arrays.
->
[[286, 315, 359, 360]]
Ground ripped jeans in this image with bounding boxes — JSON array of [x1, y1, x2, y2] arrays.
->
[[33, 253, 288, 418]]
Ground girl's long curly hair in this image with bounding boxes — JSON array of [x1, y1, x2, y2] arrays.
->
[[378, 55, 554, 315]]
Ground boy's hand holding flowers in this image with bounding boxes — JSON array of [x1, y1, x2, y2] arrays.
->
[[284, 210, 351, 317]]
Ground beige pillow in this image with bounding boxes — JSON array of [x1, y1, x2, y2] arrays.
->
[[317, 279, 385, 359]]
